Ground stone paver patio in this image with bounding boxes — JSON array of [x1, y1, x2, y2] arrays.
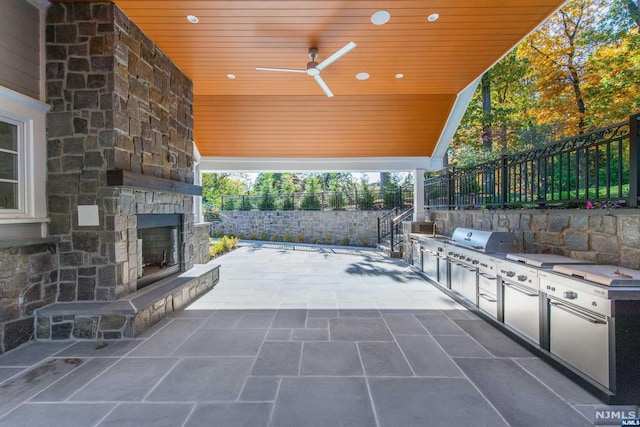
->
[[0, 243, 615, 426]]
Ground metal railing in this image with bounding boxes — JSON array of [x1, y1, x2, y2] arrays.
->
[[377, 207, 414, 252], [377, 208, 399, 243], [219, 187, 413, 211], [425, 114, 639, 210]]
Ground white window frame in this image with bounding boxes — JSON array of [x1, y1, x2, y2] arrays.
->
[[0, 84, 49, 239]]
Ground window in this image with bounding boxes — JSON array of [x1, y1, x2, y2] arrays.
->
[[0, 85, 49, 239], [0, 119, 20, 210]]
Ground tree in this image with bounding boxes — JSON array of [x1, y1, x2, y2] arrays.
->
[[582, 0, 640, 125], [517, 0, 607, 136], [201, 173, 248, 207], [481, 71, 492, 151]]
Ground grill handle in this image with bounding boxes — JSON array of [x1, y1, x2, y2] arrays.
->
[[550, 301, 606, 325], [503, 281, 538, 297]]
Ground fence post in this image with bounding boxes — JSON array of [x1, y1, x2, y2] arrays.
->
[[447, 168, 455, 209], [501, 155, 509, 209], [629, 114, 639, 208], [377, 217, 381, 243], [221, 196, 224, 211]]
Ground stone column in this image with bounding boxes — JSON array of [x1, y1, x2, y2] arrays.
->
[[413, 169, 425, 222]]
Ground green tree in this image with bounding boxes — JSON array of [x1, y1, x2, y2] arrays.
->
[[201, 173, 248, 210]]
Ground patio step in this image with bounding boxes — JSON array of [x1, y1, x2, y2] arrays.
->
[[34, 263, 220, 341]]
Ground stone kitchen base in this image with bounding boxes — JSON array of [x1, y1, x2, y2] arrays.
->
[[34, 263, 220, 341]]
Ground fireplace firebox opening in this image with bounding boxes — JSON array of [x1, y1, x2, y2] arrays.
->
[[136, 214, 183, 289]]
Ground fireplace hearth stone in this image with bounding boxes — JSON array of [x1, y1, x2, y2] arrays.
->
[[35, 263, 219, 340]]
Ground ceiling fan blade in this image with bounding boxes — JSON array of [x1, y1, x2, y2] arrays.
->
[[316, 41, 356, 71], [256, 67, 306, 73], [313, 75, 334, 98]]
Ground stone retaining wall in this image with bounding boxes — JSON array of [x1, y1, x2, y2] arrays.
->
[[210, 211, 381, 247], [428, 209, 640, 269]]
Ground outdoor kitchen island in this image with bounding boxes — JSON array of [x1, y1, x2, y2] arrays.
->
[[409, 227, 640, 405]]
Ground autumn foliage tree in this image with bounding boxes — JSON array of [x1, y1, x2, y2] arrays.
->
[[450, 0, 640, 168]]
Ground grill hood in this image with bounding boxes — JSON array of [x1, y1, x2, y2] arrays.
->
[[450, 227, 519, 254]]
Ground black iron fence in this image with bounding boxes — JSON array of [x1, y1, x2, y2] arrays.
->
[[219, 187, 413, 211], [425, 114, 640, 210]]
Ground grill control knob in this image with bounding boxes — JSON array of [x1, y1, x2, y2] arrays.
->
[[517, 274, 527, 282], [506, 271, 515, 278], [472, 260, 479, 265], [563, 291, 578, 300], [466, 257, 472, 262]]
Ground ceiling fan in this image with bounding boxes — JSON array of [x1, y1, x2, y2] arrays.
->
[[256, 41, 356, 98]]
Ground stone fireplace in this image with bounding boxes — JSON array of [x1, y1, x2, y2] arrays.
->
[[31, 2, 218, 342], [44, 2, 200, 303]]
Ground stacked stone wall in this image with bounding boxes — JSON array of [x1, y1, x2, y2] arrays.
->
[[0, 242, 59, 353], [193, 223, 212, 264], [210, 211, 381, 247], [428, 209, 640, 269]]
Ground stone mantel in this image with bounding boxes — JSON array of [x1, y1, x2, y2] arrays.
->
[[107, 170, 202, 196]]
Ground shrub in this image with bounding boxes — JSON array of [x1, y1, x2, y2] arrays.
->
[[382, 188, 399, 209], [240, 198, 252, 211], [270, 235, 279, 241], [301, 193, 321, 210], [282, 196, 295, 210], [222, 197, 237, 211], [209, 235, 239, 258], [283, 232, 292, 242], [324, 234, 333, 245], [340, 236, 350, 246], [328, 192, 345, 210], [259, 194, 274, 210], [358, 186, 375, 210], [295, 232, 305, 243], [360, 236, 370, 247], [259, 231, 269, 241], [247, 232, 258, 240]]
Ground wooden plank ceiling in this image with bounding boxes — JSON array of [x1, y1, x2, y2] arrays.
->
[[109, 0, 566, 159]]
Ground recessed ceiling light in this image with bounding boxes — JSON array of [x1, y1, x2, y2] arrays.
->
[[395, 73, 404, 79], [187, 15, 199, 24], [427, 13, 440, 22], [371, 10, 391, 25], [356, 72, 370, 80], [227, 74, 236, 79]]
